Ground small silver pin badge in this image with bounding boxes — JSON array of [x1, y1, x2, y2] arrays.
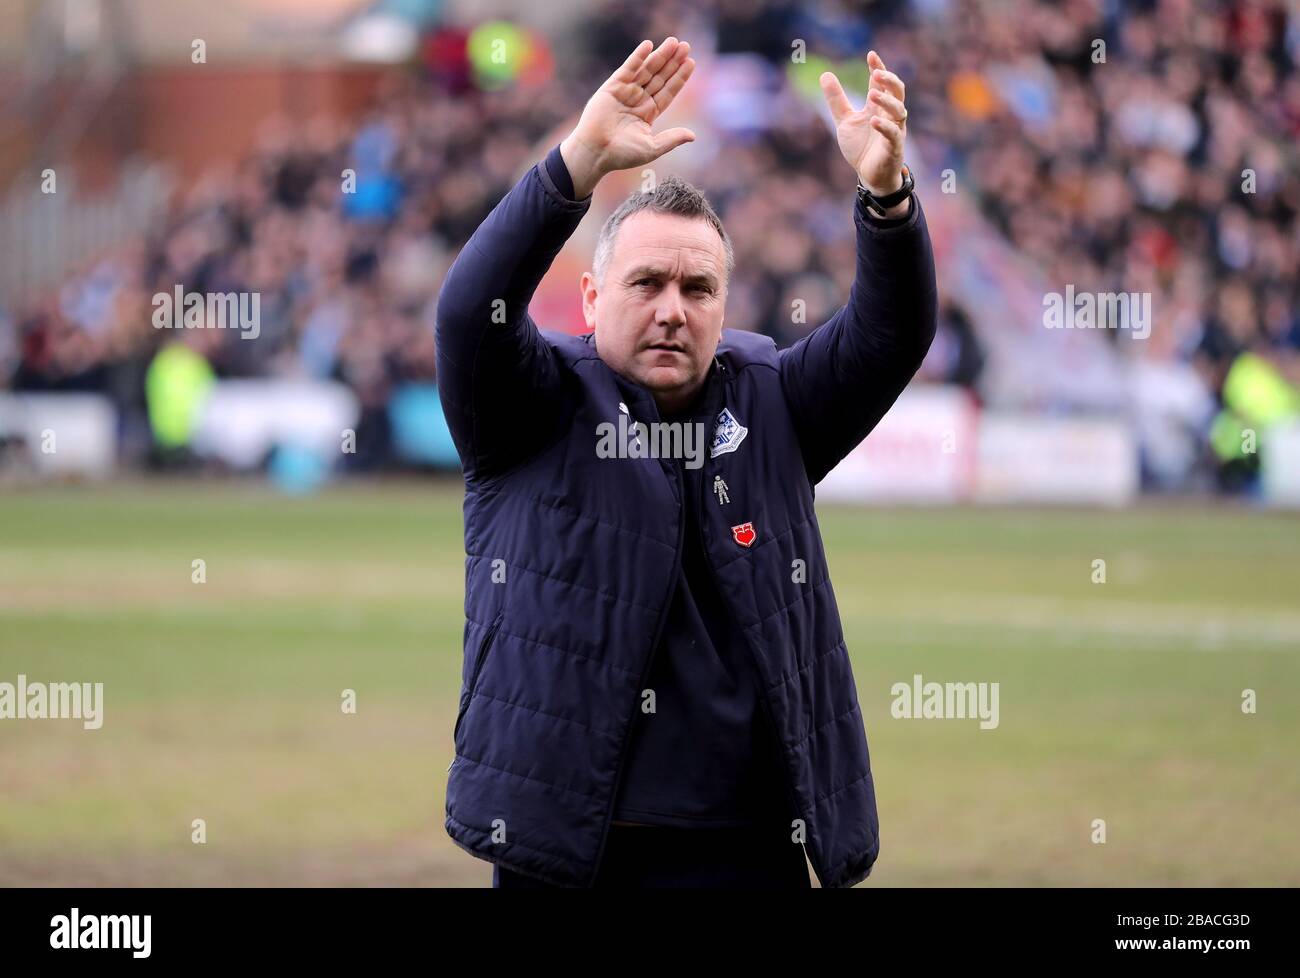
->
[[713, 475, 730, 505]]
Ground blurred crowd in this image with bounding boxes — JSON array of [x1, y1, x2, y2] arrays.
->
[[3, 69, 590, 468], [3, 0, 1297, 488]]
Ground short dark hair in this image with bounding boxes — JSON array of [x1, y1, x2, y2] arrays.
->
[[592, 175, 734, 286]]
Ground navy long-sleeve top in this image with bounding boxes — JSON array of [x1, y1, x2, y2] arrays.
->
[[437, 144, 937, 830]]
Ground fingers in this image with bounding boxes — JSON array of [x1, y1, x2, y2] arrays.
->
[[868, 51, 907, 156], [651, 126, 696, 157], [870, 114, 905, 155], [871, 72, 905, 103], [611, 37, 692, 113], [634, 37, 681, 88], [866, 49, 906, 101], [651, 56, 695, 113], [819, 71, 855, 125], [868, 87, 907, 125], [644, 40, 690, 100], [872, 68, 905, 101], [613, 39, 654, 84]]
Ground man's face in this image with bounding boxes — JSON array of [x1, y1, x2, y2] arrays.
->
[[582, 210, 727, 415]]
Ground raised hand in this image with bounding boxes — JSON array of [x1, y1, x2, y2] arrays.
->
[[820, 50, 909, 200], [560, 37, 697, 199]]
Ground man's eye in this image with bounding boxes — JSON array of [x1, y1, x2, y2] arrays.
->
[[689, 284, 712, 295], [634, 278, 656, 287]]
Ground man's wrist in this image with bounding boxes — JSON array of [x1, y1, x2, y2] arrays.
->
[[860, 193, 914, 226], [559, 135, 605, 200], [859, 171, 904, 197], [857, 166, 912, 219]]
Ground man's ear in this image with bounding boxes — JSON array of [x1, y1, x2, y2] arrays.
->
[[580, 271, 598, 331]]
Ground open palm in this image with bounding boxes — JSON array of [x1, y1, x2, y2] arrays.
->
[[563, 38, 696, 190], [820, 50, 908, 195]]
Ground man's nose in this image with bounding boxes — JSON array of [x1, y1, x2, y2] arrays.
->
[[655, 285, 686, 327]]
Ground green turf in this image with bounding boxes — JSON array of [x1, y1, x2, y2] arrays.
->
[[1, 480, 1297, 886]]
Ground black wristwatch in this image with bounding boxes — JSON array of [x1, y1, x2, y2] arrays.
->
[[856, 164, 914, 217]]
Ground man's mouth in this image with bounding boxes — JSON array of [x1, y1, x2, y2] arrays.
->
[[647, 343, 686, 353]]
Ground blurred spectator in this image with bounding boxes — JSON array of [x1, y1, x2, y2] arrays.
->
[[3, 0, 1297, 490]]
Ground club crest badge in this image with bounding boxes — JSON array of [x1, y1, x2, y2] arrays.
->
[[731, 522, 756, 548], [710, 407, 748, 458]]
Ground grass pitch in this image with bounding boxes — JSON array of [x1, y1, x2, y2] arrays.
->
[[1, 480, 1296, 886]]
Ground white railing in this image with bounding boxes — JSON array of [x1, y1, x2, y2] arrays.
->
[[0, 161, 174, 307]]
